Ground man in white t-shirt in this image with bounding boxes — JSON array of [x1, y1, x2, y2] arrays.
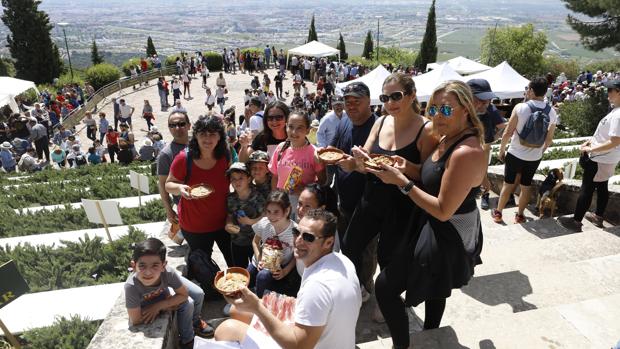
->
[[316, 96, 347, 147], [559, 79, 620, 230], [493, 77, 557, 224], [213, 209, 362, 349], [118, 99, 135, 131], [247, 97, 264, 135]]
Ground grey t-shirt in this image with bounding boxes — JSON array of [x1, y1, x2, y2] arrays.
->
[[157, 141, 186, 177], [124, 265, 182, 309]]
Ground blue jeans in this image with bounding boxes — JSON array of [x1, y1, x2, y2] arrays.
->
[[176, 276, 205, 344]]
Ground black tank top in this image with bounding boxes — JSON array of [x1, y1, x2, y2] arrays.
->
[[370, 117, 428, 164], [420, 134, 479, 214]]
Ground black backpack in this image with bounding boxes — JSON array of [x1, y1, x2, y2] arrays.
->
[[187, 249, 222, 300]]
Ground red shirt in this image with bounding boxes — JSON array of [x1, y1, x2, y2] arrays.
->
[[105, 131, 120, 145], [170, 151, 229, 233]]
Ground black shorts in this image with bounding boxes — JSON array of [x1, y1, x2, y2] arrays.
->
[[504, 152, 541, 186]]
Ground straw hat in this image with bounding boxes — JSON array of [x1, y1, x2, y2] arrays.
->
[[0, 141, 12, 150]]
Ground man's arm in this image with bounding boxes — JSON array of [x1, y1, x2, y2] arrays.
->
[[499, 107, 519, 161], [158, 174, 177, 223]]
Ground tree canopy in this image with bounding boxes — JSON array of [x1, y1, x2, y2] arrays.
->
[[146, 36, 157, 56], [362, 31, 374, 60], [307, 15, 318, 43], [414, 0, 438, 71], [561, 0, 620, 52], [480, 23, 547, 77], [1, 0, 63, 84], [91, 39, 104, 65], [337, 32, 348, 60]]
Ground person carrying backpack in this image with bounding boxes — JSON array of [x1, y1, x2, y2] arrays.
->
[[493, 77, 558, 224]]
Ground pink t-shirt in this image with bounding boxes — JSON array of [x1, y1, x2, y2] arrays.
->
[[269, 142, 324, 190]]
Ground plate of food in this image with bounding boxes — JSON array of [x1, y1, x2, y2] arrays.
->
[[364, 154, 395, 171], [317, 148, 345, 164], [189, 183, 214, 199], [214, 267, 250, 297]]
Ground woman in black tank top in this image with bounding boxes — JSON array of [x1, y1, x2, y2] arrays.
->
[[368, 81, 487, 349], [341, 73, 438, 296]]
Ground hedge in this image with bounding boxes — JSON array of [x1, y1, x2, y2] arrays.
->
[[0, 162, 149, 185], [121, 57, 153, 76], [558, 88, 610, 137], [203, 51, 223, 72], [0, 199, 166, 238], [19, 315, 101, 349], [85, 63, 122, 90], [0, 227, 147, 292]]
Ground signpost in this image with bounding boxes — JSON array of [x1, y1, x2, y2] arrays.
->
[[0, 260, 29, 349], [81, 199, 124, 242], [129, 170, 150, 207]]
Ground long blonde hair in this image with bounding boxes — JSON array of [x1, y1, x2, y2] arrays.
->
[[427, 80, 484, 145]]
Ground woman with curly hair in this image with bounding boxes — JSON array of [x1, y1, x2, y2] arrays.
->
[[165, 116, 233, 265], [238, 100, 290, 162]]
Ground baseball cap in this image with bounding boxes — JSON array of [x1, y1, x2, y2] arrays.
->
[[604, 79, 620, 90], [467, 79, 496, 100], [342, 82, 370, 98], [247, 150, 270, 163], [226, 162, 250, 176], [332, 95, 345, 104]]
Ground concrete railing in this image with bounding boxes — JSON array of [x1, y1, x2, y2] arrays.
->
[[61, 65, 177, 129]]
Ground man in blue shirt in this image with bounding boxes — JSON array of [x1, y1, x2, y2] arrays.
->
[[0, 141, 16, 173], [264, 45, 272, 69]]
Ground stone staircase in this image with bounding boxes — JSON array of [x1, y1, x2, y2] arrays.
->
[[356, 194, 620, 348]]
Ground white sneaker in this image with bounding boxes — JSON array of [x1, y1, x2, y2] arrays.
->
[[361, 286, 371, 303]]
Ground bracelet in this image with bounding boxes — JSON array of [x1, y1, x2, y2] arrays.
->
[[399, 180, 415, 195]]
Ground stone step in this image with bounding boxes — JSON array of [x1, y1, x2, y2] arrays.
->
[[0, 221, 165, 249], [0, 283, 123, 334], [358, 292, 620, 348]]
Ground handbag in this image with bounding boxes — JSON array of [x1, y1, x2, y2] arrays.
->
[[579, 152, 590, 168]]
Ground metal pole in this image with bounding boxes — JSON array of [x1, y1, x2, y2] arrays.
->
[[376, 18, 380, 62], [62, 27, 74, 81]]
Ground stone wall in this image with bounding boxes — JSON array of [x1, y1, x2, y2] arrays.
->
[[488, 167, 620, 224]]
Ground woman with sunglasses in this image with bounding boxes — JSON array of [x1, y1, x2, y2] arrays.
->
[[343, 73, 437, 313], [238, 101, 290, 162], [367, 81, 486, 349], [165, 116, 234, 267]]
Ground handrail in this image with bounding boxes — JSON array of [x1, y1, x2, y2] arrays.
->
[[61, 65, 177, 129]]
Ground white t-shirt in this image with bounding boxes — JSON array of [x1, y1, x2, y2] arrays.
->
[[304, 60, 311, 70], [205, 94, 216, 106], [119, 104, 133, 119], [251, 217, 296, 268], [590, 107, 620, 164], [508, 100, 558, 161], [295, 252, 361, 349], [249, 112, 264, 134], [317, 111, 346, 147]]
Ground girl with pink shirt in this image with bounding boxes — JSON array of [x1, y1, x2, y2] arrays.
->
[[269, 110, 325, 219]]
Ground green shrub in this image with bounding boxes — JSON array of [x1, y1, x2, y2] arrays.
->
[[558, 88, 610, 137], [121, 57, 152, 76], [85, 63, 121, 90], [347, 47, 418, 68], [21, 315, 101, 349], [165, 53, 182, 67], [583, 59, 620, 74], [203, 51, 223, 72], [56, 72, 85, 87], [0, 162, 149, 184], [541, 55, 580, 81], [0, 227, 147, 292]]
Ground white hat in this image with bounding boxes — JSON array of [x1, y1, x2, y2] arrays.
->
[[150, 126, 158, 132], [310, 119, 319, 128], [143, 139, 153, 147], [0, 141, 12, 150]]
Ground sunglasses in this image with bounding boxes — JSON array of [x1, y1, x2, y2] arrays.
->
[[378, 91, 405, 103], [292, 227, 325, 243], [168, 122, 187, 128], [428, 104, 455, 117], [266, 114, 285, 122]]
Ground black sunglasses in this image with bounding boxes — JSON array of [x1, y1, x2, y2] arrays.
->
[[266, 114, 285, 121], [379, 91, 405, 103], [292, 227, 325, 243], [168, 122, 187, 128]]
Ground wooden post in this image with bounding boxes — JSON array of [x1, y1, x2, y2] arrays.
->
[[137, 179, 142, 208], [0, 318, 21, 349], [95, 201, 113, 243]]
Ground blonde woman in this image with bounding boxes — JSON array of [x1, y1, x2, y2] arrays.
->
[[368, 80, 486, 349]]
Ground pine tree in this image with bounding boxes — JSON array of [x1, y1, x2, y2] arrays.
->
[[414, 0, 438, 71], [91, 39, 104, 65], [1, 0, 63, 84], [307, 15, 318, 43], [362, 31, 374, 60], [146, 36, 157, 56], [336, 32, 348, 60], [561, 0, 620, 51]]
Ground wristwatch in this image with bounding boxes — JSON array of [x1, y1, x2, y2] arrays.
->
[[399, 180, 415, 195]]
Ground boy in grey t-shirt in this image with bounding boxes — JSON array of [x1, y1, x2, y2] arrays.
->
[[124, 238, 213, 349]]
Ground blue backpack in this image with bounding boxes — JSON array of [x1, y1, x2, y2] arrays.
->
[[517, 101, 551, 148]]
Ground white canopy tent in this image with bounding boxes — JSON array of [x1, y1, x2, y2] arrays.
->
[[466, 61, 530, 99], [287, 41, 340, 68], [335, 65, 391, 105], [413, 63, 466, 103], [427, 56, 491, 75], [0, 77, 39, 111]]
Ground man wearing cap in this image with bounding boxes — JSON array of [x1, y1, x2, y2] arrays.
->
[[327, 82, 377, 298], [28, 118, 50, 163], [467, 79, 507, 209], [0, 141, 16, 173], [247, 150, 272, 200], [157, 111, 192, 225], [559, 79, 620, 230], [316, 96, 347, 148]]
